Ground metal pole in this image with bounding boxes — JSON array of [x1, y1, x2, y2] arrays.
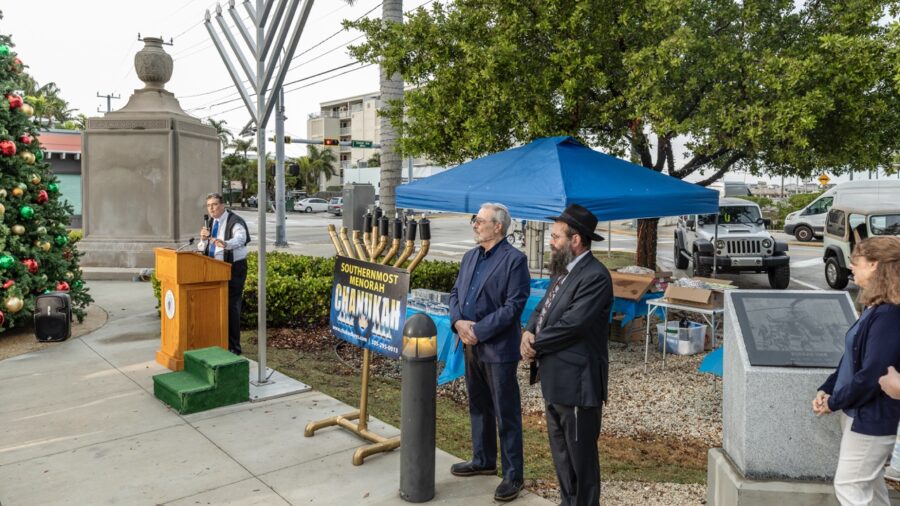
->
[[255, 0, 268, 384], [407, 156, 413, 184], [275, 86, 287, 247], [607, 222, 611, 258]]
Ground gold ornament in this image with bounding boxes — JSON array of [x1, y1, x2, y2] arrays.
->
[[11, 225, 24, 235], [64, 271, 74, 280], [20, 152, 35, 165], [0, 203, 5, 215], [30, 174, 40, 184], [5, 296, 23, 313], [20, 103, 33, 117], [40, 241, 51, 252], [0, 189, 6, 199], [11, 187, 23, 198]]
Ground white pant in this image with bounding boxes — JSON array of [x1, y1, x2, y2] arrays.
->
[[834, 412, 895, 506]]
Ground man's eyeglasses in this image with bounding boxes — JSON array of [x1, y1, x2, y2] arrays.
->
[[470, 216, 491, 226]]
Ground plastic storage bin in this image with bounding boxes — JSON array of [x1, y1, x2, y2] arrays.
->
[[656, 321, 707, 355]]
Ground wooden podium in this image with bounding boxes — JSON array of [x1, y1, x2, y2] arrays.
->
[[154, 248, 232, 371]]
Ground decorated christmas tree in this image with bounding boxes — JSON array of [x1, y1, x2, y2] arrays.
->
[[0, 18, 91, 331]]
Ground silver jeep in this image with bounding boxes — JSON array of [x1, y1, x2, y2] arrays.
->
[[674, 198, 791, 289]]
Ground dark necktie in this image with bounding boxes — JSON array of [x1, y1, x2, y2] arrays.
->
[[530, 270, 567, 386], [208, 220, 219, 258], [536, 271, 567, 333]]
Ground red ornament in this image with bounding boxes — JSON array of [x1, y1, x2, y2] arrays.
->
[[62, 249, 72, 260], [0, 140, 16, 157], [6, 94, 22, 110], [56, 281, 69, 292], [22, 259, 38, 274], [36, 190, 48, 204], [11, 58, 22, 72], [18, 134, 32, 145], [2, 280, 13, 289]]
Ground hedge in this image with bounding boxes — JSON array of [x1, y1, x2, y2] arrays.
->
[[152, 252, 460, 328]]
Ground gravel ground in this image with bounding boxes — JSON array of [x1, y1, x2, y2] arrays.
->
[[441, 341, 724, 447], [601, 481, 706, 505]]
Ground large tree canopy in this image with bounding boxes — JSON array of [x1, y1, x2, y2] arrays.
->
[[349, 0, 900, 266]]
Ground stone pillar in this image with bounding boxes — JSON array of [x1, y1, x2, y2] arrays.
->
[[79, 37, 221, 268]]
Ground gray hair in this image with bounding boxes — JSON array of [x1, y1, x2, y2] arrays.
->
[[206, 192, 224, 204], [481, 202, 511, 235]]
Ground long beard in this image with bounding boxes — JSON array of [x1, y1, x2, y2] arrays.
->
[[549, 244, 575, 277]]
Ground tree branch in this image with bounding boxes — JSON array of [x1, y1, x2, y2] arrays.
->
[[695, 152, 743, 186]]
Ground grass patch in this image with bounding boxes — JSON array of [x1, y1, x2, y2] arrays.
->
[[241, 330, 707, 486]]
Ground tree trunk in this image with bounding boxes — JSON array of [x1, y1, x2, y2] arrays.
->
[[635, 218, 659, 269], [379, 0, 404, 218]]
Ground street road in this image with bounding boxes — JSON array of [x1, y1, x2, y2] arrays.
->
[[235, 209, 852, 294]]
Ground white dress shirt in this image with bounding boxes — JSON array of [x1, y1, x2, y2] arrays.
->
[[198, 210, 249, 261]]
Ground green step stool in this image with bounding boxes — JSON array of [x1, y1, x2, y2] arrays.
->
[[153, 347, 249, 414]]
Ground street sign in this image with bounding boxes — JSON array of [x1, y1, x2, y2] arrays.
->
[[818, 173, 831, 185], [351, 140, 374, 148]]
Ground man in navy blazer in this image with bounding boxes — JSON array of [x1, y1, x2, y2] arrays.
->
[[449, 202, 530, 502], [522, 204, 612, 506]]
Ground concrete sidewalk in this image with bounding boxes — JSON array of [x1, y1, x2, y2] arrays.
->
[[0, 280, 549, 505]]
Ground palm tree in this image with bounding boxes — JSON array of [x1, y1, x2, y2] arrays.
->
[[307, 145, 338, 190], [228, 138, 255, 158], [346, 0, 403, 216], [208, 119, 233, 152]]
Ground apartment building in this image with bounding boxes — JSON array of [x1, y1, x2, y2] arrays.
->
[[306, 92, 432, 192]]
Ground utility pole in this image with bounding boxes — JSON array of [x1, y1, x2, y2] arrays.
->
[[274, 87, 287, 246], [205, 0, 315, 387], [96, 92, 121, 113]]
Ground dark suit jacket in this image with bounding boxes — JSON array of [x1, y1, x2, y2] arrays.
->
[[526, 253, 612, 407], [449, 239, 531, 363]]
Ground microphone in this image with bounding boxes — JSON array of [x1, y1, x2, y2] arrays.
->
[[175, 237, 195, 252], [203, 213, 212, 231]]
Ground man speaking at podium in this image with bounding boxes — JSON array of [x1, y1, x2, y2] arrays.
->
[[198, 192, 250, 355]]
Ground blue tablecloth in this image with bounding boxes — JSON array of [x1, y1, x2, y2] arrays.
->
[[611, 291, 665, 326]]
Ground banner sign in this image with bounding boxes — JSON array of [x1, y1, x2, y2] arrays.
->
[[330, 256, 410, 359]]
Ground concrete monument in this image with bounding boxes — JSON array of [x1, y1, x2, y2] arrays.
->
[[707, 290, 893, 505], [80, 37, 220, 268]]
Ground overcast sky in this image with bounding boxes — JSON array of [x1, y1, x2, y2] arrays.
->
[[1, 0, 404, 159], [2, 1, 888, 185]]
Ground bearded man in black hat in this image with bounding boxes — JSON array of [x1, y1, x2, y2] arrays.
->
[[520, 203, 613, 506]]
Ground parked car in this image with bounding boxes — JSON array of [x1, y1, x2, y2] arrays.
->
[[822, 202, 900, 289], [327, 197, 343, 216], [294, 197, 329, 213], [247, 196, 258, 208], [675, 198, 791, 289]]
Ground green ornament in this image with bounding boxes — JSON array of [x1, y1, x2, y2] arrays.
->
[[19, 206, 34, 219], [74, 280, 83, 289], [54, 234, 68, 246], [34, 149, 43, 162], [48, 182, 58, 193], [0, 255, 13, 269], [0, 45, 9, 57]]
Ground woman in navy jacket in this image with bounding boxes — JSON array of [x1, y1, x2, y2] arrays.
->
[[813, 236, 900, 506]]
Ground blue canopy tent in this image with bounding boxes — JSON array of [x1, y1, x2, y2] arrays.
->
[[396, 136, 719, 220]]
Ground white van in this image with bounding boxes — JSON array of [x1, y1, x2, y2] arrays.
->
[[783, 180, 900, 241]]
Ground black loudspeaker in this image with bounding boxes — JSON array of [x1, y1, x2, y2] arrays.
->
[[34, 292, 72, 342]]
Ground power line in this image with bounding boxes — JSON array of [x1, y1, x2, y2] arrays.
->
[[206, 63, 375, 119]]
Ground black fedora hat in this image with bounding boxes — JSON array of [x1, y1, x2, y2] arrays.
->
[[546, 204, 604, 242]]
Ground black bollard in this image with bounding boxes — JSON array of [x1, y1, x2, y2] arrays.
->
[[400, 313, 437, 503]]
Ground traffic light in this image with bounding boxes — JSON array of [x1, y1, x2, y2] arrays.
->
[[323, 138, 340, 146]]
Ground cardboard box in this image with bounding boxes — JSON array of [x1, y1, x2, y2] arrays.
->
[[610, 271, 656, 301], [609, 315, 646, 344], [663, 277, 734, 309]]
